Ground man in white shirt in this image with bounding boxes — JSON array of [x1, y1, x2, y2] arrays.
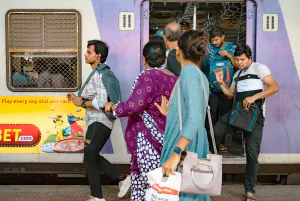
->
[[214, 44, 279, 201]]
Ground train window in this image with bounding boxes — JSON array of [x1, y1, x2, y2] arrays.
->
[[6, 10, 81, 92]]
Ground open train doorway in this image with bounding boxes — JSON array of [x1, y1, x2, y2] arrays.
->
[[147, 1, 248, 158], [149, 2, 246, 44]]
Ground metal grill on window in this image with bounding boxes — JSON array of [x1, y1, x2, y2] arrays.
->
[[6, 10, 81, 92]]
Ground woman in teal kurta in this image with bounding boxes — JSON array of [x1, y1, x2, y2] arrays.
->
[[156, 30, 211, 201]]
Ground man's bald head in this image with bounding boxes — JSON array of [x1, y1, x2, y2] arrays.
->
[[164, 22, 182, 42]]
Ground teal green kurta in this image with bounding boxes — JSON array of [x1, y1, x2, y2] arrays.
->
[[160, 64, 211, 201]]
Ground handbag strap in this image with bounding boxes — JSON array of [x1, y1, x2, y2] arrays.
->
[[78, 64, 109, 97], [233, 68, 265, 111], [78, 69, 97, 97], [178, 66, 218, 154], [232, 70, 242, 107]]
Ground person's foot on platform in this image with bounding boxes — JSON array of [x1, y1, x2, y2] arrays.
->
[[118, 174, 131, 198], [86, 196, 106, 201], [245, 192, 257, 201]]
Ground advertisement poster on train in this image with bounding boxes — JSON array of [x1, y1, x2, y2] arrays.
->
[[0, 96, 86, 153]]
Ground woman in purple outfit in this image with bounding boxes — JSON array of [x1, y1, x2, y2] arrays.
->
[[105, 41, 177, 201]]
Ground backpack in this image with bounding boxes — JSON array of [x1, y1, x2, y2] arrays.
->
[[78, 63, 121, 121], [208, 42, 235, 93]]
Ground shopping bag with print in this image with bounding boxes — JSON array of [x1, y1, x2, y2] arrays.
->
[[145, 167, 181, 201]]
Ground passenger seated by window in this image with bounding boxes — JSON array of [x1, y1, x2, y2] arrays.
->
[[68, 57, 78, 88], [36, 64, 51, 88], [12, 65, 30, 88], [50, 63, 68, 88], [23, 62, 39, 87]]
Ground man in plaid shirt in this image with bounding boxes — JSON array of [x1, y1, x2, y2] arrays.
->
[[68, 40, 129, 201]]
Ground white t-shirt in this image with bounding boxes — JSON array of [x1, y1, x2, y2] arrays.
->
[[232, 62, 271, 116]]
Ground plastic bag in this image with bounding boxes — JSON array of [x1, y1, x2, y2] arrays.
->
[[145, 168, 181, 201]]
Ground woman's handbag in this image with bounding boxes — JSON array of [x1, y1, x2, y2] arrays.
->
[[176, 66, 222, 196], [228, 71, 264, 132]]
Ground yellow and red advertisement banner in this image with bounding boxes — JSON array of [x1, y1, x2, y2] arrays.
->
[[0, 96, 86, 153], [0, 124, 41, 147]]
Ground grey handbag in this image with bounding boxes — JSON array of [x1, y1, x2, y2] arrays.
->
[[176, 66, 222, 196]]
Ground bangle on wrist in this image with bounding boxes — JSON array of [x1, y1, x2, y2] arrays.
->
[[173, 146, 182, 155], [110, 104, 115, 113]]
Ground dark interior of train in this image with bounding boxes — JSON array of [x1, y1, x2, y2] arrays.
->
[[149, 2, 246, 45], [149, 2, 247, 158]]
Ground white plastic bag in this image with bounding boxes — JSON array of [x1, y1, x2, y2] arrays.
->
[[145, 168, 181, 201]]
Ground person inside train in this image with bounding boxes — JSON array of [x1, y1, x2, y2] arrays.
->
[[202, 26, 237, 153], [149, 35, 164, 43], [154, 29, 164, 40], [180, 20, 190, 33], [12, 57, 35, 88], [50, 63, 68, 88], [36, 59, 53, 88], [12, 65, 30, 88], [164, 22, 182, 76]]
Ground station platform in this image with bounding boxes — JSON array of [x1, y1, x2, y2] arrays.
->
[[0, 184, 300, 201]]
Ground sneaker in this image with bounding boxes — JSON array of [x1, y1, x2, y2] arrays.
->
[[118, 175, 131, 198], [86, 196, 106, 201]]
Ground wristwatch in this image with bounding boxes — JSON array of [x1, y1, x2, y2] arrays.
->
[[173, 146, 182, 155], [180, 150, 187, 161], [81, 98, 87, 108]]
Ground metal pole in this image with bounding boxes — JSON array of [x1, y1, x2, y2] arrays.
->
[[193, 3, 197, 30]]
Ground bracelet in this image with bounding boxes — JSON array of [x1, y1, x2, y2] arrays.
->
[[173, 146, 182, 155], [110, 104, 115, 113]]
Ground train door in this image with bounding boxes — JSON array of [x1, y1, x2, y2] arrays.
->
[[141, 0, 256, 158]]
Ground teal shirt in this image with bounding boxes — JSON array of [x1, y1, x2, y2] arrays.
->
[[160, 64, 211, 201], [202, 42, 237, 79]]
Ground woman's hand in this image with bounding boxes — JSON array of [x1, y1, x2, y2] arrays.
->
[[154, 95, 169, 116], [105, 102, 114, 114], [162, 153, 181, 176]]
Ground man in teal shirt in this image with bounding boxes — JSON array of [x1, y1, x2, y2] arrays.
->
[[202, 26, 237, 152]]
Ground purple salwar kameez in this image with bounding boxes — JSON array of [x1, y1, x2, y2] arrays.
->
[[113, 67, 177, 200]]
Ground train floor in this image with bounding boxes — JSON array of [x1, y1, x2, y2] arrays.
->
[[0, 184, 299, 201]]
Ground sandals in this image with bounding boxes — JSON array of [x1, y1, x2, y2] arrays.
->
[[245, 193, 257, 201], [219, 144, 228, 152]]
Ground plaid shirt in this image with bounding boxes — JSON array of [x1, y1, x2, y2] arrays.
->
[[83, 72, 113, 129]]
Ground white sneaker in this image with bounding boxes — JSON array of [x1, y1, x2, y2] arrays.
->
[[86, 196, 106, 201], [118, 175, 131, 198]]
